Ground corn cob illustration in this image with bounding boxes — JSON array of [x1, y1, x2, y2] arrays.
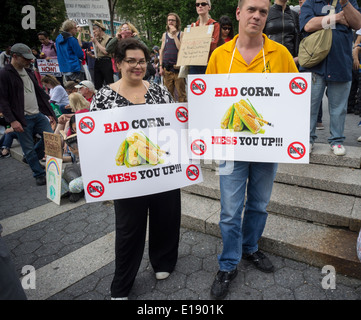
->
[[234, 101, 261, 134], [116, 131, 166, 167], [220, 99, 270, 134]]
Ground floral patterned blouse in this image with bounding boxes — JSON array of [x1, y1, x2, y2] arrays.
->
[[90, 82, 174, 111]]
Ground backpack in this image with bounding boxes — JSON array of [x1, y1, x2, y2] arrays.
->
[[298, 0, 337, 68]]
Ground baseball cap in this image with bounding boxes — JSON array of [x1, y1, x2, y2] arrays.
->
[[11, 43, 36, 60], [75, 80, 95, 92]]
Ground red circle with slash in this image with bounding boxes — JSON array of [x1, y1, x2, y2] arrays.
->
[[175, 106, 188, 123], [190, 78, 207, 96], [186, 165, 200, 181], [288, 142, 306, 160], [87, 180, 105, 198], [191, 139, 207, 156], [289, 77, 308, 95], [79, 116, 95, 134]]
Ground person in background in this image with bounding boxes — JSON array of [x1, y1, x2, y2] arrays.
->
[[300, 0, 361, 156], [159, 12, 187, 102], [206, 0, 298, 300], [189, 0, 220, 74], [41, 75, 69, 114], [56, 20, 85, 82], [263, 0, 300, 65], [0, 45, 12, 69], [217, 15, 235, 46], [90, 38, 181, 300], [74, 80, 96, 103], [91, 21, 114, 90], [0, 43, 56, 186]]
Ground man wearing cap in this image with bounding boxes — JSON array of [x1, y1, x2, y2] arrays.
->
[[56, 20, 85, 82], [91, 21, 114, 90], [75, 80, 96, 103], [0, 43, 56, 186]]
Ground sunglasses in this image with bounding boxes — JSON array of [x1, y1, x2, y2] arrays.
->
[[222, 27, 231, 31], [196, 2, 209, 7]]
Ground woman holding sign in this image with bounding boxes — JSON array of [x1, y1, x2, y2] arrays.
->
[[90, 38, 181, 300], [188, 0, 220, 74]]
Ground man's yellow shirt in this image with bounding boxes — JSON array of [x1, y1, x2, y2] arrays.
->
[[206, 34, 299, 74]]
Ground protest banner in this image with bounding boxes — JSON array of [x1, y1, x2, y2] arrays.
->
[[176, 25, 214, 66], [46, 156, 63, 205], [187, 73, 311, 163], [76, 103, 203, 203], [64, 0, 110, 20], [37, 59, 61, 77]]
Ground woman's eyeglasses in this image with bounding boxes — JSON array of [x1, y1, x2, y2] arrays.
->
[[124, 59, 147, 68], [196, 2, 209, 7], [222, 26, 232, 31]]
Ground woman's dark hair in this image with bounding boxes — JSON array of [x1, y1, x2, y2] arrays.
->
[[37, 31, 49, 38], [217, 15, 234, 47], [114, 38, 151, 64], [69, 115, 77, 133]]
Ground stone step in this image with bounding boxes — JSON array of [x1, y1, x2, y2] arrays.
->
[[275, 163, 361, 197], [183, 168, 361, 232], [199, 143, 361, 170], [181, 192, 361, 280]]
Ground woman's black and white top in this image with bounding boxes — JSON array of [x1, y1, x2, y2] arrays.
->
[[90, 82, 174, 111]]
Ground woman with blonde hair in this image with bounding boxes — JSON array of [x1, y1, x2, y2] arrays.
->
[[68, 92, 90, 113], [106, 22, 142, 55]]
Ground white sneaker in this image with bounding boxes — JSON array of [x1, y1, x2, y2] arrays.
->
[[155, 272, 170, 280], [357, 136, 361, 142], [331, 144, 346, 156]]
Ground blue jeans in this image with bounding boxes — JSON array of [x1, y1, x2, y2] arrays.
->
[[0, 131, 17, 150], [16, 113, 53, 178], [310, 73, 351, 146], [218, 161, 278, 272]]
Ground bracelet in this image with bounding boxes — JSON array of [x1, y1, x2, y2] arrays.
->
[[341, 0, 349, 9]]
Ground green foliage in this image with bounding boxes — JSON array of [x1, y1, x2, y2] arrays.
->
[[1, 0, 66, 50]]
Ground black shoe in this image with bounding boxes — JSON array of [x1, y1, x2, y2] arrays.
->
[[0, 152, 11, 159], [242, 250, 274, 273], [35, 175, 46, 186], [210, 269, 238, 300], [69, 191, 84, 203]]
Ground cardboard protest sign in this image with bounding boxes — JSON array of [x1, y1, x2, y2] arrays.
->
[[176, 25, 214, 66], [46, 156, 63, 205], [44, 132, 63, 159], [76, 103, 203, 203], [187, 73, 311, 163], [37, 59, 61, 77]]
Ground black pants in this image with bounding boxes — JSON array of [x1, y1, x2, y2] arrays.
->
[[110, 189, 181, 298], [94, 58, 114, 90], [0, 225, 27, 300]]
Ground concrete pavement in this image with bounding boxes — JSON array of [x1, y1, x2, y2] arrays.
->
[[1, 103, 361, 301]]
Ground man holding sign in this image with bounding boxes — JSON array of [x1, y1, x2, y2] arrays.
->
[[206, 0, 298, 300]]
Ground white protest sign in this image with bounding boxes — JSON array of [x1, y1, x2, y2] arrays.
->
[[64, 0, 110, 20], [37, 59, 61, 77], [76, 103, 203, 203], [46, 156, 63, 205], [187, 73, 311, 163]]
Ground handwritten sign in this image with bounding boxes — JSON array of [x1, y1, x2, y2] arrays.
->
[[176, 25, 213, 66], [44, 132, 63, 159]]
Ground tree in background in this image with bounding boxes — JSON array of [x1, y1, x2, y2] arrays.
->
[[1, 0, 66, 50]]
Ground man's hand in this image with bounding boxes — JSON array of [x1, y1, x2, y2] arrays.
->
[[11, 120, 24, 133]]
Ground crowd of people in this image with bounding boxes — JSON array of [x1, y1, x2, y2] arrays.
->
[[0, 0, 361, 301]]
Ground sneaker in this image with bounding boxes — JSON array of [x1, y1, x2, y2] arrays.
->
[[35, 175, 46, 186], [330, 144, 346, 156], [210, 269, 238, 300], [155, 272, 170, 280], [357, 136, 361, 142], [242, 250, 274, 273], [316, 122, 324, 130], [0, 151, 11, 158]]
